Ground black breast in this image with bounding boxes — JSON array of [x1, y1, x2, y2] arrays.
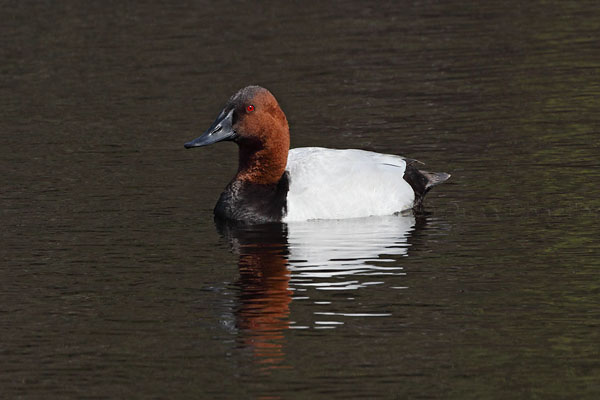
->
[[214, 172, 290, 223]]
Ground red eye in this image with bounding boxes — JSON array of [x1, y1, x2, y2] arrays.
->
[[246, 105, 255, 112]]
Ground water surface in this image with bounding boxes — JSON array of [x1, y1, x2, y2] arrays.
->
[[1, 1, 599, 398]]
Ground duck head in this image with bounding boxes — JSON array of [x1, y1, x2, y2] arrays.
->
[[185, 86, 290, 185]]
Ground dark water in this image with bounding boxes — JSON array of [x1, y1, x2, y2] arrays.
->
[[2, 1, 599, 398]]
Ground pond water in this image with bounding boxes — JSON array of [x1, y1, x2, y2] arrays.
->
[[2, 1, 599, 398]]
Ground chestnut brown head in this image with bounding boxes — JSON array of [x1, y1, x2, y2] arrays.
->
[[184, 86, 289, 150]]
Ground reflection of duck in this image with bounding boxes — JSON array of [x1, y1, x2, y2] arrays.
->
[[185, 86, 450, 223], [217, 221, 291, 369], [216, 213, 425, 366], [286, 214, 416, 291]]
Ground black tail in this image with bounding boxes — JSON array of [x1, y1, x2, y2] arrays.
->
[[402, 161, 450, 208]]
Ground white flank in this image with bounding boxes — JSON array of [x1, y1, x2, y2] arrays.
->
[[283, 147, 415, 221]]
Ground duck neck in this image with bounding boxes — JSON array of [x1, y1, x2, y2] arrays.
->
[[235, 134, 289, 185]]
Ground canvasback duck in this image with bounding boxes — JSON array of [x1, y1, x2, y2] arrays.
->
[[184, 86, 450, 223]]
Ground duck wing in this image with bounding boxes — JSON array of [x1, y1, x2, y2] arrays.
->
[[284, 147, 416, 221]]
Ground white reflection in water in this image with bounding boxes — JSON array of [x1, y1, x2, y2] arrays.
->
[[315, 312, 392, 317], [286, 214, 415, 291]]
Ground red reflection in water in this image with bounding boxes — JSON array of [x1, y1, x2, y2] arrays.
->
[[236, 243, 292, 370]]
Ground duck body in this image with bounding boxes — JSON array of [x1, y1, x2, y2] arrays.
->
[[213, 170, 291, 224], [284, 147, 415, 222], [185, 86, 450, 224]]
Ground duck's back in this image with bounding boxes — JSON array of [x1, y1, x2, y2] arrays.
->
[[284, 147, 415, 221]]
